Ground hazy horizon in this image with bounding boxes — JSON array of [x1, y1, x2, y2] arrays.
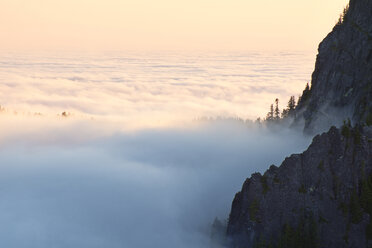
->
[[0, 0, 348, 52]]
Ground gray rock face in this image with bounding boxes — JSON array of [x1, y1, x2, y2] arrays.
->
[[295, 0, 372, 134], [225, 1, 372, 247], [227, 126, 372, 247]]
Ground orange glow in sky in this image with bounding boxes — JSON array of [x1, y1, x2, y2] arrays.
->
[[0, 0, 349, 52]]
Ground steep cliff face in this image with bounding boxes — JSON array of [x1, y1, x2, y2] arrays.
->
[[295, 0, 372, 134], [227, 126, 372, 247], [225, 1, 372, 247]]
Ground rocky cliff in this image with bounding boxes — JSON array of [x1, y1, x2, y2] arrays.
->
[[226, 0, 372, 247], [294, 0, 372, 134], [227, 125, 372, 248]]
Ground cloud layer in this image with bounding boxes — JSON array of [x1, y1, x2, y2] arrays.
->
[[0, 51, 314, 247], [0, 51, 314, 128], [0, 117, 311, 247]]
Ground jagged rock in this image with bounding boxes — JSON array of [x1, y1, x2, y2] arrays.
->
[[295, 0, 372, 134], [227, 126, 372, 247], [226, 1, 372, 246]]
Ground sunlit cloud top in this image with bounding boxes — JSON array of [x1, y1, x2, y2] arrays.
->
[[0, 52, 315, 128], [0, 0, 349, 52]]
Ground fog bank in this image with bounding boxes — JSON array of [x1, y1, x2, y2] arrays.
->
[[0, 117, 311, 247]]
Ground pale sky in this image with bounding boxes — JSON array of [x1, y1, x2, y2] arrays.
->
[[0, 0, 349, 52]]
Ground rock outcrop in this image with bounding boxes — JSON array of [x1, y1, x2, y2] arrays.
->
[[294, 0, 372, 134], [227, 125, 372, 247], [226, 0, 372, 247]]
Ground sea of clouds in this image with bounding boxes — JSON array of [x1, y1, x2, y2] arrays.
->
[[0, 51, 314, 247], [0, 51, 314, 127]]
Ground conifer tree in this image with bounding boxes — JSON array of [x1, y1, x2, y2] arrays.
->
[[274, 98, 280, 120], [281, 108, 289, 118], [288, 96, 296, 112], [282, 96, 296, 118], [266, 104, 274, 122]]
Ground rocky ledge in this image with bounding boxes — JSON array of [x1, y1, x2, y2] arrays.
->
[[227, 125, 372, 248]]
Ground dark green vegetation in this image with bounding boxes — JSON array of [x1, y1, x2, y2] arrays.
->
[[249, 199, 260, 222], [252, 215, 320, 248], [277, 216, 320, 248], [261, 176, 269, 195], [298, 184, 307, 194]]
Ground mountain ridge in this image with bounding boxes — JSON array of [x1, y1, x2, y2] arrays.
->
[[225, 0, 372, 247], [294, 0, 372, 134]]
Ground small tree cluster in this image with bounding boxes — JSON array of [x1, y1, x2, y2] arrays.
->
[[265, 96, 297, 122], [297, 83, 311, 106], [277, 216, 319, 248], [262, 82, 313, 124], [337, 4, 349, 25], [281, 96, 296, 118], [254, 214, 320, 248]]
